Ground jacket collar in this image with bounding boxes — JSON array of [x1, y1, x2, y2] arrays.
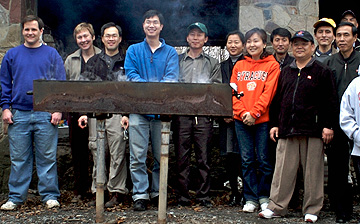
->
[[290, 56, 316, 69]]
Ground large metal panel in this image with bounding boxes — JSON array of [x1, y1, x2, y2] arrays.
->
[[33, 80, 233, 117]]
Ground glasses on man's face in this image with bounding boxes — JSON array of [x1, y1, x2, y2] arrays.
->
[[104, 34, 119, 39]]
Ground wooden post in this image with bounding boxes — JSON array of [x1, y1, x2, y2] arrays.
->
[[158, 121, 171, 224], [96, 119, 106, 223]]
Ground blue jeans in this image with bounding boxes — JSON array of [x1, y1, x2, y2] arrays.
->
[[8, 110, 60, 204], [235, 121, 273, 204], [129, 114, 161, 201]]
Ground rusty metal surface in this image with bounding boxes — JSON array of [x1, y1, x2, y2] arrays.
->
[[33, 80, 233, 116]]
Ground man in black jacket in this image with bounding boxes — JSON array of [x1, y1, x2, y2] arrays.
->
[[78, 22, 129, 208], [323, 21, 360, 223], [259, 30, 338, 223]]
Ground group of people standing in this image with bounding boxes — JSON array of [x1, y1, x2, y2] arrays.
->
[[0, 8, 360, 224]]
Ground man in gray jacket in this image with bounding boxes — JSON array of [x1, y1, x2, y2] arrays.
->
[[174, 22, 221, 207]]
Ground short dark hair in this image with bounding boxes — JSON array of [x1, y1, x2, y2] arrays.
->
[[336, 21, 358, 36], [21, 15, 44, 30], [101, 22, 122, 37], [143, 9, 164, 25], [245, 28, 271, 59], [225, 30, 245, 45], [270, 28, 291, 42]]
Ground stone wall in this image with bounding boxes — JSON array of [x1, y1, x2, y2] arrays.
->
[[0, 0, 36, 63], [239, 0, 319, 37]]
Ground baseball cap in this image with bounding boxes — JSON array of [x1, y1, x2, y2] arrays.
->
[[342, 10, 356, 19], [187, 22, 208, 36], [313, 18, 336, 29], [290, 30, 314, 43]]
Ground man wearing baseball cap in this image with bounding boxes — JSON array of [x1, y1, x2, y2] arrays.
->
[[174, 22, 221, 207], [259, 30, 338, 223], [313, 18, 338, 63], [341, 10, 360, 51]]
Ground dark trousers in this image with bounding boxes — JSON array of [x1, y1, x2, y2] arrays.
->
[[69, 112, 90, 196], [326, 128, 353, 218], [174, 116, 213, 202]]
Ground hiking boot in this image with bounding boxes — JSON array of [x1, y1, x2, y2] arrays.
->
[[133, 199, 147, 211], [46, 199, 60, 209], [105, 193, 123, 208], [0, 201, 18, 211]]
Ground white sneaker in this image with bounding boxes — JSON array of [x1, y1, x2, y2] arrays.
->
[[304, 214, 318, 223], [260, 202, 268, 211], [259, 208, 281, 219], [242, 202, 257, 213], [46, 199, 60, 209], [0, 201, 17, 211]]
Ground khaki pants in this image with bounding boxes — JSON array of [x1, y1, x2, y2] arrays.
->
[[88, 114, 128, 194], [268, 136, 324, 216]]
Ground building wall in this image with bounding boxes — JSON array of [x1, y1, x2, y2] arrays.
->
[[239, 0, 319, 35]]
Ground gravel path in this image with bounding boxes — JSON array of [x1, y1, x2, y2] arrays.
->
[[0, 191, 359, 223]]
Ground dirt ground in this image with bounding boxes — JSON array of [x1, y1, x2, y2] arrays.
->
[[0, 191, 359, 224]]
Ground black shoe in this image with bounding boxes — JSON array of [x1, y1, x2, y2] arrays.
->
[[133, 199, 147, 211], [198, 199, 212, 208], [150, 196, 159, 207]]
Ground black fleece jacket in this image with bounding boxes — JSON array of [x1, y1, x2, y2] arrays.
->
[[270, 57, 339, 138]]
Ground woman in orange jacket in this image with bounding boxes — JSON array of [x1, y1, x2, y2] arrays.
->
[[230, 28, 280, 213]]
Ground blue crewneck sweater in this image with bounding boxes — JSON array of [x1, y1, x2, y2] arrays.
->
[[0, 44, 66, 110]]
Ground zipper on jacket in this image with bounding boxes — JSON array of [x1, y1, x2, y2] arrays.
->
[[344, 62, 347, 76], [290, 69, 301, 133], [292, 69, 301, 108]]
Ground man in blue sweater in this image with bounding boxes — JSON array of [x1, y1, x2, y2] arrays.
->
[[0, 15, 65, 210], [125, 9, 179, 211]]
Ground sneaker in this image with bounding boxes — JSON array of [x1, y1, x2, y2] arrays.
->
[[46, 199, 60, 209], [133, 199, 147, 211], [304, 214, 318, 223], [259, 208, 281, 219], [0, 201, 17, 211], [260, 202, 268, 211], [242, 202, 257, 213]]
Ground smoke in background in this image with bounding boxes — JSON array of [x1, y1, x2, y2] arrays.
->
[[38, 0, 238, 55]]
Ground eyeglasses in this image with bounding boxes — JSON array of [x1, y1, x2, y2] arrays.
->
[[104, 34, 119, 39]]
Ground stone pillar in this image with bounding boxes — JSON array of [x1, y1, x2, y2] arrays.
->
[[239, 0, 319, 36]]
